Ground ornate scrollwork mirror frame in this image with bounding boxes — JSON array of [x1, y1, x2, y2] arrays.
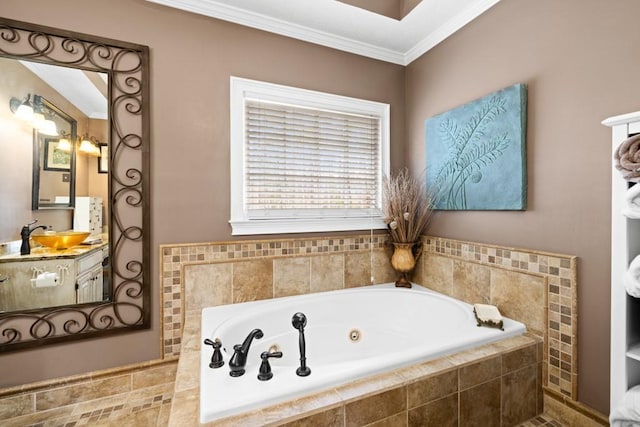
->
[[0, 18, 150, 351]]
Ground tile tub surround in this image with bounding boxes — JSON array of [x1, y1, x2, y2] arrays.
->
[[0, 358, 177, 426], [160, 234, 578, 400], [169, 308, 543, 427], [413, 236, 578, 402]]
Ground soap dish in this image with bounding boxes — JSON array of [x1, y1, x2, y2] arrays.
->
[[473, 303, 504, 330]]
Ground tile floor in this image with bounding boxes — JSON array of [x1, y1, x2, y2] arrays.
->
[[519, 413, 565, 426]]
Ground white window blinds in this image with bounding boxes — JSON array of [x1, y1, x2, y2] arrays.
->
[[244, 100, 381, 219], [230, 77, 389, 235]]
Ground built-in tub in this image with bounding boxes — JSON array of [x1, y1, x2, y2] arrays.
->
[[200, 283, 526, 424]]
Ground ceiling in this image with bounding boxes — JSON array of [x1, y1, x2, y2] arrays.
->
[[147, 0, 501, 65], [12, 0, 499, 119], [20, 61, 108, 120]]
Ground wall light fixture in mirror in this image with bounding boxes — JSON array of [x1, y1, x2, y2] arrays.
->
[[0, 17, 150, 352]]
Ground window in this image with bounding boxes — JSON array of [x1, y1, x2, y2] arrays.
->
[[230, 77, 389, 235]]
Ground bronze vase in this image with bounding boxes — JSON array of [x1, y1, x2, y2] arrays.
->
[[390, 242, 422, 288]]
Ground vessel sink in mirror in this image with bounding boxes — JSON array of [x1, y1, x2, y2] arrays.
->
[[0, 18, 150, 352], [31, 231, 91, 250]]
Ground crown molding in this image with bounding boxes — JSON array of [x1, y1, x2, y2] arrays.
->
[[403, 0, 501, 65], [148, 0, 500, 66]]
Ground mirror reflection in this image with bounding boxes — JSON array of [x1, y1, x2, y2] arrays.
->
[[30, 94, 77, 210], [0, 56, 110, 313]]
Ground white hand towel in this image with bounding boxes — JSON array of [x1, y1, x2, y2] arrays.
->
[[610, 385, 640, 427], [622, 184, 640, 219], [625, 255, 640, 298]]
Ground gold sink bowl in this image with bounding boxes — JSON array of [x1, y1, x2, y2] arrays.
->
[[31, 231, 91, 250]]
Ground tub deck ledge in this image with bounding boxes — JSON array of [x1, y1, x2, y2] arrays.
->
[[169, 307, 542, 427]]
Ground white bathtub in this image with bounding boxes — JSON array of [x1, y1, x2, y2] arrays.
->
[[200, 283, 526, 423]]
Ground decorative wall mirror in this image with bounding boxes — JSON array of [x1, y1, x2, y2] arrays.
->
[[0, 18, 150, 351]]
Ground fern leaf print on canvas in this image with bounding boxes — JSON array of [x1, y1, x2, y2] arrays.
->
[[426, 83, 527, 210]]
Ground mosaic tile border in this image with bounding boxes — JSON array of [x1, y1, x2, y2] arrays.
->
[[422, 236, 578, 401], [159, 234, 578, 401]]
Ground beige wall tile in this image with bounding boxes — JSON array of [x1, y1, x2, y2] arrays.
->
[[0, 393, 33, 421], [412, 247, 427, 285], [408, 393, 458, 427], [372, 248, 396, 284], [345, 252, 371, 288], [69, 388, 135, 416], [90, 405, 161, 426], [459, 355, 501, 390], [491, 269, 546, 336], [423, 254, 453, 296], [336, 372, 405, 402], [181, 311, 203, 352], [459, 378, 501, 426], [168, 388, 199, 427], [173, 351, 200, 393], [452, 260, 490, 304], [122, 382, 173, 405], [132, 363, 177, 390], [502, 365, 538, 426], [183, 263, 232, 310], [397, 359, 456, 383], [345, 387, 406, 427], [406, 369, 458, 409], [310, 254, 345, 293], [35, 375, 131, 411], [274, 257, 311, 297], [232, 259, 273, 303], [543, 394, 605, 427], [502, 344, 538, 375], [157, 403, 172, 427], [2, 405, 74, 427], [368, 411, 408, 427], [221, 389, 343, 427], [279, 406, 344, 427]]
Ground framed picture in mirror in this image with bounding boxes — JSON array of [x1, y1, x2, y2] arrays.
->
[[98, 143, 108, 174], [43, 138, 71, 171]]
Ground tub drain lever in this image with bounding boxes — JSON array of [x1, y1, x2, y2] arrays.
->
[[292, 312, 311, 377], [257, 350, 283, 381], [203, 338, 224, 369]]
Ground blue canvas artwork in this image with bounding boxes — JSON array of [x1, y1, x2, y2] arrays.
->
[[426, 83, 527, 210]]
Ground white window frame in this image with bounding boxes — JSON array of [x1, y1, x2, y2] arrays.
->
[[230, 76, 390, 235]]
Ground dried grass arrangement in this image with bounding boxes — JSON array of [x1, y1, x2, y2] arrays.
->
[[382, 168, 437, 244]]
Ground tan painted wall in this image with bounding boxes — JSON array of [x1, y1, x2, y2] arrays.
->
[[405, 0, 640, 413], [3, 0, 633, 416], [0, 0, 405, 387]]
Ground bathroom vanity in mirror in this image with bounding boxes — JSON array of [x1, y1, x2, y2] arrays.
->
[[0, 240, 108, 312]]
